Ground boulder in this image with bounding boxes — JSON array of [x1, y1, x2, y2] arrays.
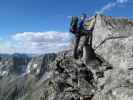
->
[[93, 14, 133, 70]]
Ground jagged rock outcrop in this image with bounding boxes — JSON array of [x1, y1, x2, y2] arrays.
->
[[26, 50, 110, 100], [92, 14, 133, 100], [93, 14, 133, 70], [92, 69, 133, 100], [26, 53, 57, 77]]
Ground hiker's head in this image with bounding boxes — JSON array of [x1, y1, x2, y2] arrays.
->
[[80, 13, 87, 20]]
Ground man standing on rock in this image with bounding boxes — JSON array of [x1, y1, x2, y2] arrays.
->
[[70, 13, 96, 61]]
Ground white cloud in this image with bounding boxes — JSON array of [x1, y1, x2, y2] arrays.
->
[[0, 31, 72, 54], [117, 0, 128, 3], [0, 40, 14, 53], [100, 2, 116, 13], [99, 0, 129, 13]]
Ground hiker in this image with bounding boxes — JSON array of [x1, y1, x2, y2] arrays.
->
[[79, 14, 96, 62], [70, 14, 96, 59]]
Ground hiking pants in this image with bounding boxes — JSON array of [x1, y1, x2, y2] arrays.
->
[[73, 31, 93, 59]]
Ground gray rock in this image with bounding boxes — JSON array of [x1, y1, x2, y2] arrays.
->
[[0, 53, 31, 78], [93, 14, 133, 70], [26, 53, 57, 78]]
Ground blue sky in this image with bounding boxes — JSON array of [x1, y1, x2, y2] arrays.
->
[[0, 0, 133, 54]]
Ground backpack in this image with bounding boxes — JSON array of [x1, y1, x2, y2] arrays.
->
[[70, 16, 78, 34], [82, 16, 96, 31]]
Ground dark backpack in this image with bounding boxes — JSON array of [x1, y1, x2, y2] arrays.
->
[[70, 16, 78, 34]]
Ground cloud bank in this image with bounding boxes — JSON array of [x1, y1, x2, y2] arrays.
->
[[0, 31, 72, 54], [99, 0, 128, 13]]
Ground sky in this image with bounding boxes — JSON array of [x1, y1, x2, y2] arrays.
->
[[0, 0, 133, 54]]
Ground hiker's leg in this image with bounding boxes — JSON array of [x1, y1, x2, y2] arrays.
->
[[73, 35, 80, 59], [79, 30, 89, 57], [79, 34, 86, 57], [89, 32, 93, 47], [82, 31, 95, 64], [82, 35, 89, 62]]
